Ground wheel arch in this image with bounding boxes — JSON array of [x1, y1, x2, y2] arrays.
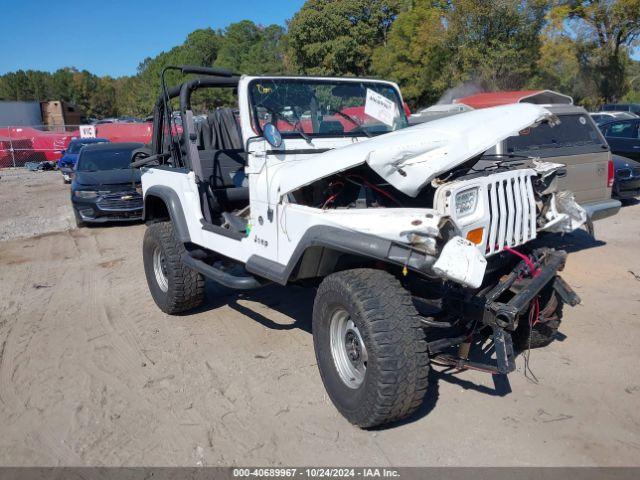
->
[[246, 225, 437, 286], [143, 186, 191, 244]]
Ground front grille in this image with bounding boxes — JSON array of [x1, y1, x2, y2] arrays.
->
[[486, 170, 537, 255], [97, 192, 143, 211], [634, 167, 640, 178]]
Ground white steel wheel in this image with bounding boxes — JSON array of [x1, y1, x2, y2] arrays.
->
[[329, 308, 368, 389], [152, 246, 169, 293]]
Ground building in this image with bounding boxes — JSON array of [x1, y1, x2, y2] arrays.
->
[[40, 101, 83, 131], [454, 90, 573, 109], [0, 101, 43, 127]]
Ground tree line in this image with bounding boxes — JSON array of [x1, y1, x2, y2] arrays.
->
[[1, 0, 638, 119]]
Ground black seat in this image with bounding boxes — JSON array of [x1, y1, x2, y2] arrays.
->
[[198, 149, 249, 222], [199, 149, 247, 189], [196, 108, 243, 151], [194, 108, 248, 223]]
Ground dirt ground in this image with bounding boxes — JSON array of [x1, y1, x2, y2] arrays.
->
[[0, 169, 639, 467]]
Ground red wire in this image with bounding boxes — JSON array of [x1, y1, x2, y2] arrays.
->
[[503, 246, 540, 277], [504, 247, 542, 329], [529, 297, 540, 327], [321, 181, 345, 209], [322, 193, 339, 209], [345, 174, 402, 206]]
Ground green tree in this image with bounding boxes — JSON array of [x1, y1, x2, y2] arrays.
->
[[443, 0, 549, 91], [214, 21, 286, 73], [133, 28, 222, 116], [372, 1, 449, 108], [624, 59, 640, 102], [287, 0, 409, 76], [549, 0, 640, 102]]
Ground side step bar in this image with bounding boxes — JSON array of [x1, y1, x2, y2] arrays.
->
[[183, 255, 266, 290]]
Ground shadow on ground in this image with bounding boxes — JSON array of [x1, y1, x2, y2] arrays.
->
[[534, 228, 605, 254], [193, 278, 525, 429]]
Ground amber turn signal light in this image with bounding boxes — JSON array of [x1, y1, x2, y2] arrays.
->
[[466, 228, 484, 245]]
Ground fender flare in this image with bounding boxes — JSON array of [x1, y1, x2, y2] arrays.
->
[[246, 225, 437, 285], [143, 185, 191, 243]]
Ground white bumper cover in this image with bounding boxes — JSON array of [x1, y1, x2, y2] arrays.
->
[[433, 236, 488, 288]]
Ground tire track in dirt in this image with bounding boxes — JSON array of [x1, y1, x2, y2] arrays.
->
[[67, 227, 244, 464], [0, 234, 87, 465]]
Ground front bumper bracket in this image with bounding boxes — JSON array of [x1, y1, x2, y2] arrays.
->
[[430, 248, 580, 376]]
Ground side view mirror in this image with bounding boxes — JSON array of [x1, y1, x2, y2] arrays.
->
[[263, 123, 282, 148]]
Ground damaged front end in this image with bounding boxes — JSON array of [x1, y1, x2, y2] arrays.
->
[[274, 103, 587, 290], [270, 104, 587, 377], [428, 247, 580, 375]]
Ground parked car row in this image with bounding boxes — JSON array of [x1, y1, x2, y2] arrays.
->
[[596, 116, 640, 200], [57, 137, 110, 183], [589, 111, 638, 126], [58, 141, 145, 227]]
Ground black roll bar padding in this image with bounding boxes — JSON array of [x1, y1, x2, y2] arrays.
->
[[177, 77, 240, 179], [179, 65, 238, 77], [152, 75, 240, 158], [178, 76, 241, 111]]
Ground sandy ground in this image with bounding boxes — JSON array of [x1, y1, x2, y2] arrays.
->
[[0, 169, 639, 467], [0, 169, 74, 242]]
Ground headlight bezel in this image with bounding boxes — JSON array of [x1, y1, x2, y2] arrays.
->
[[454, 187, 479, 219]]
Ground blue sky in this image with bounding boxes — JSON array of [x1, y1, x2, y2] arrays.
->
[[0, 0, 305, 77], [2, 1, 637, 78]]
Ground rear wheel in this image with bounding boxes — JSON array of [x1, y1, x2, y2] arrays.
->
[[143, 221, 204, 314], [313, 269, 430, 428]]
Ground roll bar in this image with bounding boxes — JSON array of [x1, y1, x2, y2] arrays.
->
[[151, 65, 241, 173]]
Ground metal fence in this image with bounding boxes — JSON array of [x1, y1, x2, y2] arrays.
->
[[0, 123, 153, 168]]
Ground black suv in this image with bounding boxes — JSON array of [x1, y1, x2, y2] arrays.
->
[[71, 142, 144, 227], [599, 118, 640, 162], [602, 103, 640, 115]]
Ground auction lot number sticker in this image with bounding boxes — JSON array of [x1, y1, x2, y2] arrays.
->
[[233, 468, 401, 478]]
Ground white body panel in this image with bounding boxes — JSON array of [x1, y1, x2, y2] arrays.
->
[[142, 75, 583, 289]]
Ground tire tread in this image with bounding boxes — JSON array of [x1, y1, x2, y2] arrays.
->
[[313, 268, 430, 428]]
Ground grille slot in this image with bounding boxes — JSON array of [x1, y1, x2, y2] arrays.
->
[[486, 171, 537, 255], [97, 192, 143, 211]]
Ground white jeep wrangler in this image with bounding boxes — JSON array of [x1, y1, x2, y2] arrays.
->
[[134, 66, 583, 428]]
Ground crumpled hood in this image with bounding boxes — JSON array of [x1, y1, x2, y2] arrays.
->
[[267, 103, 554, 202]]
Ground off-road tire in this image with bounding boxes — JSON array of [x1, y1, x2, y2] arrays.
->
[[313, 269, 430, 428], [143, 221, 204, 315], [512, 286, 563, 350]]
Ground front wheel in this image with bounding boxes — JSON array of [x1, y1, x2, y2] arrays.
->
[[143, 221, 204, 314], [313, 269, 430, 428], [512, 286, 564, 350], [73, 209, 85, 228]]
